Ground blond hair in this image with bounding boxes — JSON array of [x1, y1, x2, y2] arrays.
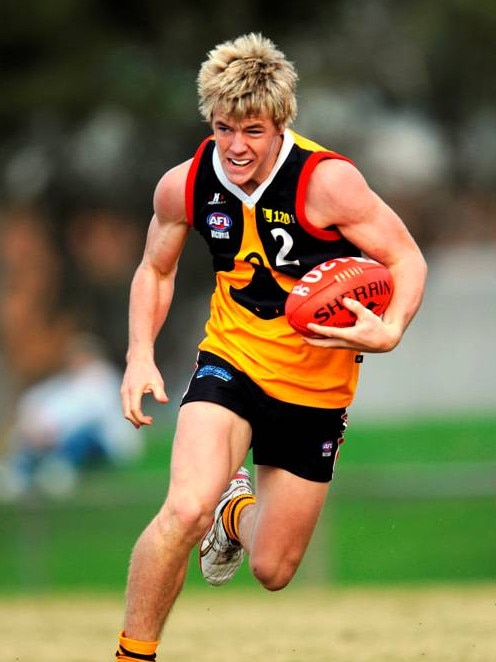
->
[[197, 33, 298, 127]]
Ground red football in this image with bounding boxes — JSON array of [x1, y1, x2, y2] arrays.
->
[[285, 257, 393, 336]]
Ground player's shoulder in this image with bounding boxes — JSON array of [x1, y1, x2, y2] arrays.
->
[[305, 154, 374, 228], [153, 158, 194, 220], [155, 158, 194, 197], [314, 154, 364, 186], [311, 155, 371, 208]]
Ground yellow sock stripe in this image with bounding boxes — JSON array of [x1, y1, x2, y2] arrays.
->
[[222, 494, 256, 542], [117, 631, 158, 660], [116, 649, 156, 662]]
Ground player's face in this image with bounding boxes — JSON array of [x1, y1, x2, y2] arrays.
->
[[212, 110, 284, 195]]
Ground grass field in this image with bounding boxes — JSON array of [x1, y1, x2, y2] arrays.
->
[[1, 415, 495, 592], [2, 584, 496, 662], [1, 416, 495, 660]]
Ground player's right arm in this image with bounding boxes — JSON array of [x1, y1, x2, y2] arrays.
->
[[121, 159, 192, 428]]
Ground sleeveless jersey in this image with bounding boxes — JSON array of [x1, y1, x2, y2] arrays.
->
[[185, 129, 362, 408]]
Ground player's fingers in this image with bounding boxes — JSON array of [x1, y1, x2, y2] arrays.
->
[[341, 296, 369, 317], [304, 325, 349, 346], [306, 321, 346, 338], [126, 382, 168, 427], [122, 388, 150, 428], [342, 296, 360, 308], [154, 386, 169, 403], [145, 382, 169, 404], [127, 406, 153, 428], [120, 388, 132, 421]]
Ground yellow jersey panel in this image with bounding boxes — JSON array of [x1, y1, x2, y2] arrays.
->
[[187, 131, 362, 408]]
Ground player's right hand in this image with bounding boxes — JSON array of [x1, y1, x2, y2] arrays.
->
[[120, 359, 169, 428]]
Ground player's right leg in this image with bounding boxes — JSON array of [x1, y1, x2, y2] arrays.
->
[[115, 401, 251, 660]]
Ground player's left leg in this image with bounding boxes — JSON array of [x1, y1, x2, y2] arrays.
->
[[241, 465, 330, 590], [199, 465, 256, 586]]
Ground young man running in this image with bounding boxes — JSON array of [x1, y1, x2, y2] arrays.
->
[[115, 32, 427, 661]]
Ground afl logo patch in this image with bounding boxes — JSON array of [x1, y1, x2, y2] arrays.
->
[[207, 212, 232, 231], [321, 440, 334, 457]]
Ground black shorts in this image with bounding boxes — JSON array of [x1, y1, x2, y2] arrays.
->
[[180, 351, 348, 483]]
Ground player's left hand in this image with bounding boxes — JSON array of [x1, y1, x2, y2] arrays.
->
[[304, 297, 401, 353]]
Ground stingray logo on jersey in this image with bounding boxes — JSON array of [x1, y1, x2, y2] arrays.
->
[[207, 212, 232, 239], [196, 364, 232, 382]]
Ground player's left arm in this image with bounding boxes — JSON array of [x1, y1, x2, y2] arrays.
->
[[304, 159, 428, 352]]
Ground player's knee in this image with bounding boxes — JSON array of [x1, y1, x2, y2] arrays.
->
[[249, 551, 300, 591], [156, 496, 212, 544]]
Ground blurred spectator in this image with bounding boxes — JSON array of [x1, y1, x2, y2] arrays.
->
[[65, 207, 145, 369], [0, 332, 144, 500], [0, 204, 68, 392]]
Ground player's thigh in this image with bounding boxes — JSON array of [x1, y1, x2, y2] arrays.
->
[[168, 400, 252, 509], [251, 465, 330, 560]]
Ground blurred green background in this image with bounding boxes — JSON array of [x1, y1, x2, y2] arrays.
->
[[1, 415, 495, 592], [0, 1, 495, 594]]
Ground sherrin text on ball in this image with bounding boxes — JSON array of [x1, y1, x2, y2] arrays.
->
[[285, 257, 394, 336]]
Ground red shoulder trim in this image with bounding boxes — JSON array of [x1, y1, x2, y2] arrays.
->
[[185, 136, 214, 226], [295, 151, 356, 241]]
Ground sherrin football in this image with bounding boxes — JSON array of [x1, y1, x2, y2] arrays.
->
[[285, 257, 393, 336]]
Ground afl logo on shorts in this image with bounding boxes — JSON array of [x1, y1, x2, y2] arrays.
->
[[207, 212, 232, 239], [321, 440, 334, 457]]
